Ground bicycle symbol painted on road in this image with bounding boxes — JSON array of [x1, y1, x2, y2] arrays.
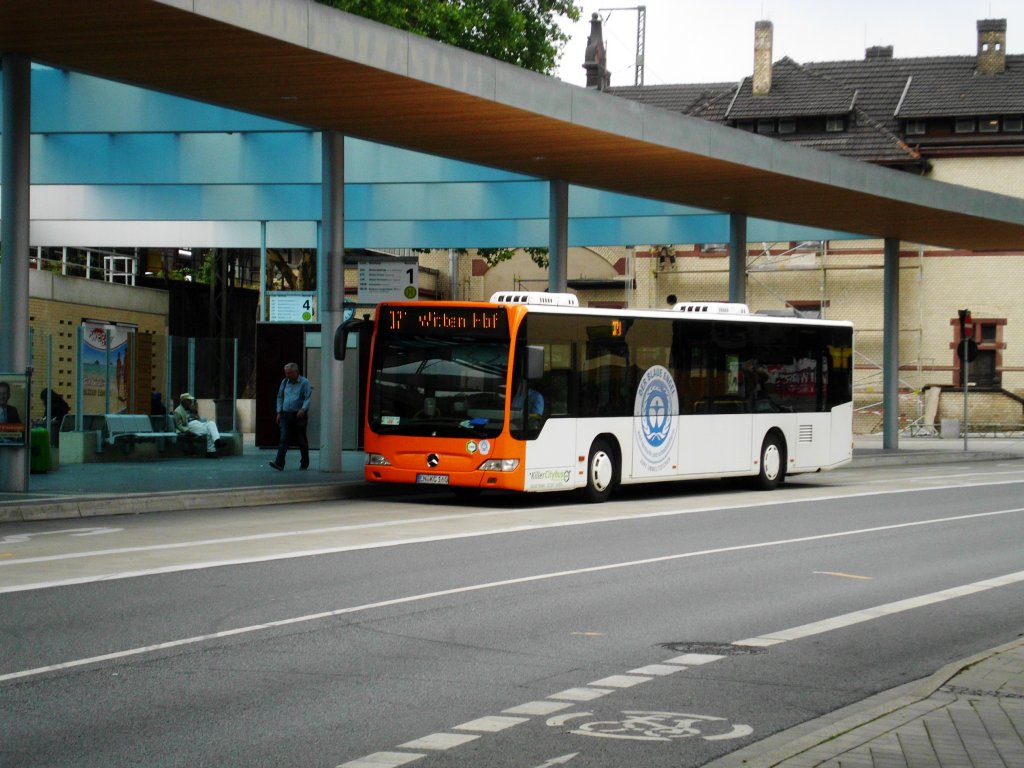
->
[[547, 710, 752, 743]]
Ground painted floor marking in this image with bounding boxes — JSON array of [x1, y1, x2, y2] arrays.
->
[[663, 653, 726, 666], [734, 569, 1024, 647], [7, 479, 1024, 592], [814, 571, 873, 580], [336, 751, 425, 768], [629, 664, 687, 676], [503, 700, 574, 716], [397, 733, 479, 750], [548, 687, 614, 702], [452, 715, 529, 732], [6, 508, 1022, 682], [588, 674, 652, 688]]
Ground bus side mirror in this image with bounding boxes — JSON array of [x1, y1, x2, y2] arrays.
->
[[334, 318, 369, 361], [526, 345, 544, 381]]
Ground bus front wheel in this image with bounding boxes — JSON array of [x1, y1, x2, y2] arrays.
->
[[584, 439, 617, 503], [756, 433, 786, 490]]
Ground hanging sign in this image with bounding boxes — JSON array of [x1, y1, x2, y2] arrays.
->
[[269, 291, 318, 323]]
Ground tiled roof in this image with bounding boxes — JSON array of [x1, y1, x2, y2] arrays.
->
[[893, 55, 1024, 117], [607, 82, 738, 116], [606, 49, 1023, 168], [726, 57, 857, 119]]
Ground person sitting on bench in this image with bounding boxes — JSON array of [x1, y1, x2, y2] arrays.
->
[[172, 392, 222, 458]]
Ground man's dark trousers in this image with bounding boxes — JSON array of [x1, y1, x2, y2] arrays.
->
[[275, 412, 309, 468]]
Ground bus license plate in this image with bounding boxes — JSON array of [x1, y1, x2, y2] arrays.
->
[[416, 473, 449, 485]]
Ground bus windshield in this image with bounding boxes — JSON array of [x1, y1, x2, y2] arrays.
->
[[368, 334, 510, 438]]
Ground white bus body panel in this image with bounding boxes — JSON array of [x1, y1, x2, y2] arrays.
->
[[677, 416, 753, 476]]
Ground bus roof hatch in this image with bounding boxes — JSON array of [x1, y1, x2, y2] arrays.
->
[[673, 302, 750, 315], [490, 291, 579, 307]]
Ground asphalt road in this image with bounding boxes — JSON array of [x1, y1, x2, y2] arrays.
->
[[1, 460, 1023, 768]]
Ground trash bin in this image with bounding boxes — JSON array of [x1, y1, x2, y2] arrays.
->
[[30, 427, 51, 473]]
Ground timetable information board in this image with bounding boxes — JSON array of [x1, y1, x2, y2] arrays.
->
[[268, 292, 318, 323]]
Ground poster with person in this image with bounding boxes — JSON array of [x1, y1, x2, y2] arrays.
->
[[0, 374, 30, 445]]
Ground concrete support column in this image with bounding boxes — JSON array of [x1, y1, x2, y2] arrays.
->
[[548, 179, 568, 293], [883, 237, 900, 450], [318, 131, 345, 472], [1, 54, 31, 492], [728, 212, 747, 304]]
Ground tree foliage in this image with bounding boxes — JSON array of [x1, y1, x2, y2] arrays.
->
[[324, 0, 581, 75]]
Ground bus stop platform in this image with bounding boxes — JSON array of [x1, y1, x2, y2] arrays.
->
[[1, 433, 1022, 523]]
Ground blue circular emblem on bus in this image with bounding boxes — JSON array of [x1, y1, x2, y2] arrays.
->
[[634, 365, 679, 472]]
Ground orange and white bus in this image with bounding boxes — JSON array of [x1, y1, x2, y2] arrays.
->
[[342, 292, 853, 502]]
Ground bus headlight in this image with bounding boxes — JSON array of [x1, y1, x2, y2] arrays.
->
[[366, 453, 391, 466], [478, 458, 519, 472]]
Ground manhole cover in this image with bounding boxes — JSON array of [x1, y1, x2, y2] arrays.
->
[[657, 641, 766, 656]]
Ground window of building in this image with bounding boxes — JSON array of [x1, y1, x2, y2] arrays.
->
[[1003, 116, 1023, 132], [787, 300, 829, 319], [951, 316, 1005, 388], [955, 117, 976, 133], [736, 120, 754, 132], [757, 119, 774, 135], [905, 120, 926, 135], [777, 118, 796, 134], [979, 117, 1000, 133], [825, 116, 845, 132]]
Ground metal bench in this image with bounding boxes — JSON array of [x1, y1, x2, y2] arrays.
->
[[100, 413, 180, 454]]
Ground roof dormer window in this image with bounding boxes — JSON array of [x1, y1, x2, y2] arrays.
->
[[825, 116, 845, 132], [979, 116, 1000, 133], [955, 117, 976, 133], [906, 120, 926, 136], [777, 118, 796, 134]]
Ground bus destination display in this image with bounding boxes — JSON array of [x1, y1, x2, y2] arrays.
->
[[380, 306, 508, 337]]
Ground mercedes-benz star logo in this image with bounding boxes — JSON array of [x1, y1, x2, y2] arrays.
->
[[427, 453, 440, 467]]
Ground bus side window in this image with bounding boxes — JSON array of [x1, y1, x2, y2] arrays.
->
[[543, 369, 571, 416]]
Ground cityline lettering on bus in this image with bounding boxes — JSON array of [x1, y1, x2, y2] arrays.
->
[[336, 291, 853, 503]]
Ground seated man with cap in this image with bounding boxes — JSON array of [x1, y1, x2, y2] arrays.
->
[[172, 392, 222, 458]]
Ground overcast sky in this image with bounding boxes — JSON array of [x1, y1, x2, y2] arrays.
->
[[556, 0, 1024, 87]]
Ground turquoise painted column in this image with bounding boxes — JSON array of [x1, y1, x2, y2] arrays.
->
[[883, 237, 900, 450], [1, 54, 31, 492], [729, 212, 747, 304], [548, 180, 568, 293], [319, 131, 345, 472]]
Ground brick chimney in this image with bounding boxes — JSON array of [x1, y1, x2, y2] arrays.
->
[[977, 19, 1007, 75], [753, 21, 773, 96], [865, 45, 893, 61], [583, 13, 610, 90]]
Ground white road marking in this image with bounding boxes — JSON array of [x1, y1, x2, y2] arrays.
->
[[734, 569, 1024, 647], [503, 701, 574, 716], [531, 752, 579, 767], [336, 751, 424, 768], [588, 674, 652, 688], [663, 653, 725, 666], [0, 527, 123, 544], [397, 733, 478, 750], [629, 664, 686, 676], [452, 715, 528, 732], [4, 508, 1022, 682], [548, 687, 614, 702], [6, 476, 1024, 590]]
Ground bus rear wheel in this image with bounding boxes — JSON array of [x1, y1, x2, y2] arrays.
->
[[584, 439, 617, 503], [756, 433, 786, 490]]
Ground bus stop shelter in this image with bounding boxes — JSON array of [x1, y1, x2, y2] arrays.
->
[[4, 0, 1024, 492]]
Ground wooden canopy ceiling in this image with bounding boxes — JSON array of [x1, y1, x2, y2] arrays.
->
[[3, 0, 1024, 250]]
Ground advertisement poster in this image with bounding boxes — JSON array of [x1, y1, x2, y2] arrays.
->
[[81, 322, 133, 413], [0, 373, 30, 446]]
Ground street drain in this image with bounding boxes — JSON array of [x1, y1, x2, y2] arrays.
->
[[657, 641, 767, 656]]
